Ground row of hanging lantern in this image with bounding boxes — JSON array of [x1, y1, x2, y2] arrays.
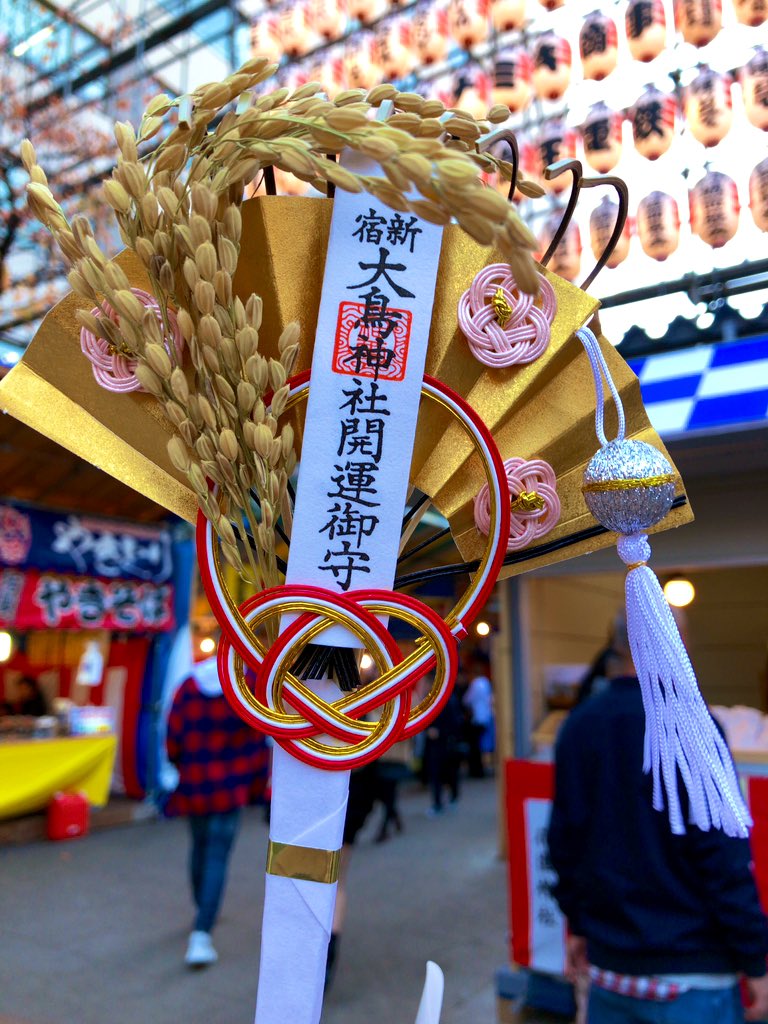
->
[[252, 0, 766, 79], [254, 0, 765, 64], [451, 49, 766, 132], [459, 54, 767, 190], [543, 162, 766, 283]]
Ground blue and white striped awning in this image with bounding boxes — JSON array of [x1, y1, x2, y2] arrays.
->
[[629, 336, 768, 437]]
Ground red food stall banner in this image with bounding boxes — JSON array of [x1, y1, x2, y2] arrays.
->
[[506, 759, 567, 973], [0, 568, 174, 632]]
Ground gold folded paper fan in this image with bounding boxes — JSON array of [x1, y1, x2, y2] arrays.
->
[[0, 193, 689, 583], [0, 67, 690, 596]]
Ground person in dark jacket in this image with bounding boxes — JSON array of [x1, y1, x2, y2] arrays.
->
[[547, 614, 768, 1023], [166, 657, 268, 969]]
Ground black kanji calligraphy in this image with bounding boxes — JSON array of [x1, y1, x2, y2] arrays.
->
[[339, 378, 391, 417], [353, 208, 388, 245], [319, 541, 371, 591], [338, 417, 386, 461], [349, 247, 415, 299], [327, 461, 381, 507], [386, 214, 422, 254], [320, 502, 380, 548]]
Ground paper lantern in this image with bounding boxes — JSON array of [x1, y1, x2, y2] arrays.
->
[[278, 2, 314, 57], [538, 0, 564, 11], [631, 86, 676, 160], [579, 11, 619, 81], [536, 123, 578, 193], [456, 69, 493, 119], [492, 49, 533, 113], [375, 20, 415, 80], [637, 191, 680, 260], [589, 196, 631, 268], [491, 0, 526, 31], [749, 158, 768, 231], [742, 49, 768, 131], [449, 0, 490, 49], [690, 170, 740, 248], [307, 0, 346, 40], [582, 103, 623, 173], [532, 34, 572, 101], [626, 0, 666, 62], [347, 0, 386, 22], [733, 0, 767, 25], [674, 0, 722, 46], [540, 218, 581, 282], [413, 5, 450, 65], [250, 15, 282, 63], [343, 37, 382, 90], [303, 55, 345, 98], [685, 67, 732, 148]]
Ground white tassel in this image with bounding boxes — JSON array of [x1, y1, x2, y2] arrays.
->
[[618, 533, 751, 838]]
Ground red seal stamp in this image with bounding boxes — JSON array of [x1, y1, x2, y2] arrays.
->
[[332, 299, 412, 381]]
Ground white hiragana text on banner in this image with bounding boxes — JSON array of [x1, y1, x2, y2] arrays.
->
[[285, 149, 444, 647]]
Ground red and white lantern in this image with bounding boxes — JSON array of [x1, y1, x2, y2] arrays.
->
[[343, 37, 382, 90], [742, 49, 768, 131], [375, 20, 414, 80], [625, 0, 666, 62], [733, 0, 767, 26], [579, 11, 618, 82], [690, 171, 740, 248], [685, 67, 732, 148], [492, 49, 533, 113], [749, 158, 768, 231], [457, 69, 493, 119], [347, 0, 386, 23], [278, 2, 314, 57], [531, 34, 572, 101], [631, 86, 676, 160], [536, 123, 578, 193], [491, 0, 526, 32], [637, 191, 680, 260], [674, 0, 722, 46], [541, 218, 582, 282], [303, 55, 345, 98], [448, 0, 490, 49], [582, 103, 623, 173], [307, 0, 346, 40], [590, 196, 631, 269], [250, 15, 282, 63], [412, 5, 450, 65], [538, 0, 564, 11]]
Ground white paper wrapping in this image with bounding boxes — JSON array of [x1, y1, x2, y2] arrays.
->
[[254, 154, 444, 1023], [414, 962, 445, 1024]]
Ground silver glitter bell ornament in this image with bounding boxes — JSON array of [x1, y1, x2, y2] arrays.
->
[[577, 328, 750, 838]]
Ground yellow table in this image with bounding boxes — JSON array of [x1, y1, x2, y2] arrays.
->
[[0, 735, 117, 819]]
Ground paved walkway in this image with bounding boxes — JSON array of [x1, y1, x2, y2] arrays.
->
[[0, 778, 506, 1024]]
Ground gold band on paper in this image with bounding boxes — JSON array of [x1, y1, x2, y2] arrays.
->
[[582, 473, 676, 493], [266, 841, 341, 884]]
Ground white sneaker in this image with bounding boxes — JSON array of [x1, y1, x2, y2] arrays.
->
[[185, 930, 218, 968]]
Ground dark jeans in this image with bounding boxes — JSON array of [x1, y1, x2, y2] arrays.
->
[[189, 809, 241, 933], [425, 740, 460, 810], [466, 723, 486, 778], [588, 984, 745, 1023]]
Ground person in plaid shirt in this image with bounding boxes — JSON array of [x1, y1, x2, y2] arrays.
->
[[167, 656, 268, 968], [548, 613, 768, 1024]]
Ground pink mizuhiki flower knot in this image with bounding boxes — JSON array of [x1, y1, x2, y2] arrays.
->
[[79, 288, 183, 393], [474, 457, 561, 552], [458, 264, 556, 369]]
